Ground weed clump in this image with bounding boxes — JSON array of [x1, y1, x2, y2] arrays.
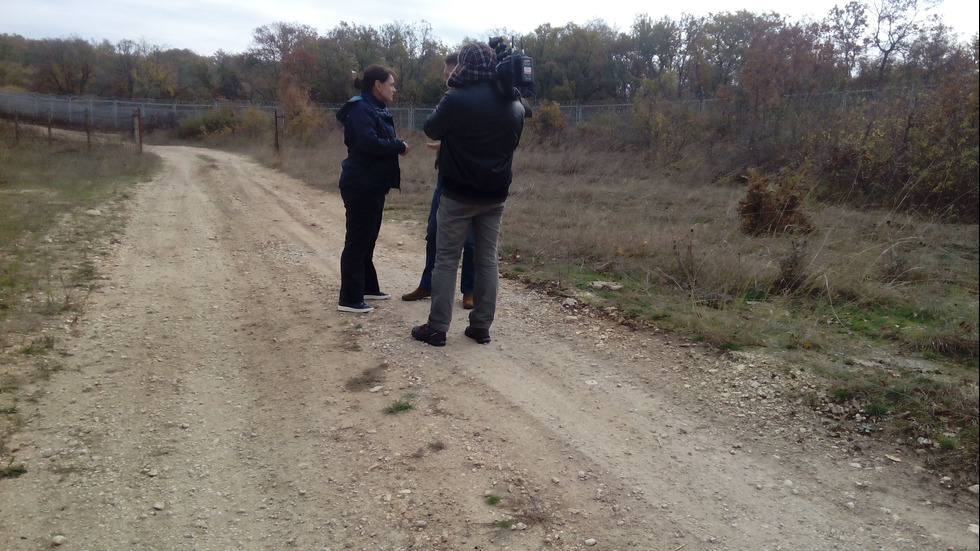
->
[[21, 335, 55, 355], [383, 393, 417, 415], [383, 401, 413, 414], [737, 169, 813, 236], [772, 239, 811, 294], [1, 458, 26, 479]]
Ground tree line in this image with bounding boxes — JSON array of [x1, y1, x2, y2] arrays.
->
[[0, 0, 975, 106]]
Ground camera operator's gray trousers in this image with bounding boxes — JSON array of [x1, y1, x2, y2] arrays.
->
[[428, 194, 505, 333]]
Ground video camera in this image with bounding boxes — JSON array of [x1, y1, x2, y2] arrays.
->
[[489, 36, 535, 110]]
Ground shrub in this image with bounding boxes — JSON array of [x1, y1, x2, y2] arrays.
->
[[737, 169, 814, 236], [526, 100, 567, 144], [629, 97, 694, 164], [279, 84, 327, 145], [176, 108, 237, 139], [236, 107, 272, 138], [813, 82, 979, 222]]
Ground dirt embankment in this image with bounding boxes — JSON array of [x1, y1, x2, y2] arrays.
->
[[1, 145, 977, 550]]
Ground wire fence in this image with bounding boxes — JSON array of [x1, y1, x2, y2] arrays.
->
[[0, 91, 641, 132], [0, 87, 926, 135], [0, 92, 277, 132]]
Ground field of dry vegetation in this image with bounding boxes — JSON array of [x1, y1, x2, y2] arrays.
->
[[1, 114, 977, 480]]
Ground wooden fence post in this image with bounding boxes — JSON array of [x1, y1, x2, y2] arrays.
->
[[85, 109, 92, 149], [133, 108, 143, 153], [274, 109, 281, 155]]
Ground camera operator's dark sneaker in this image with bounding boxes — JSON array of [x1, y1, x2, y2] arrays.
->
[[411, 324, 446, 346], [464, 326, 491, 344]]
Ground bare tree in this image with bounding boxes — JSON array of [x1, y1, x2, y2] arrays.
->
[[868, 0, 939, 83], [826, 1, 869, 79]]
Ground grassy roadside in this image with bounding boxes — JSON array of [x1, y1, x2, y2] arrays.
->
[[499, 143, 978, 478], [155, 115, 978, 478], [0, 122, 159, 462]]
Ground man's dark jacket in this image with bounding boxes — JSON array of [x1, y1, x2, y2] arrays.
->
[[336, 93, 405, 194], [423, 81, 524, 203]]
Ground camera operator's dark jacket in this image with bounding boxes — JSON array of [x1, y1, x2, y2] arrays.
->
[[336, 93, 405, 194], [423, 80, 525, 203]]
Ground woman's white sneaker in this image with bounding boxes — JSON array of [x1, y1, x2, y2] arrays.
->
[[338, 302, 374, 313]]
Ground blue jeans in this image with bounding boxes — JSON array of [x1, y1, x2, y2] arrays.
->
[[428, 195, 505, 333], [419, 177, 474, 293]]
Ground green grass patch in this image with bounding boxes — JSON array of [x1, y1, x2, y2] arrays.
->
[[939, 437, 958, 451], [863, 402, 887, 419], [383, 393, 417, 415], [0, 462, 27, 479], [383, 401, 414, 414], [836, 304, 935, 340]]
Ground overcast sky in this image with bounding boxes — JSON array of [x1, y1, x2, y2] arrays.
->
[[4, 0, 978, 57]]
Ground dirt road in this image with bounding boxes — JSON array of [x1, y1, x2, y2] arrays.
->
[[1, 145, 977, 550]]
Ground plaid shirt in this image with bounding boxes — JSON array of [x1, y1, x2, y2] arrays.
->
[[447, 42, 497, 87]]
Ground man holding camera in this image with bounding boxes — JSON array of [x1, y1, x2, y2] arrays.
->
[[411, 42, 525, 346]]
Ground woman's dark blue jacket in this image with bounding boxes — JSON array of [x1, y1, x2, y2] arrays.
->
[[335, 93, 406, 194]]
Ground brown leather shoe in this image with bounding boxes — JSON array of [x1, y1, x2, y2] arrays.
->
[[401, 287, 431, 301], [462, 293, 474, 309]]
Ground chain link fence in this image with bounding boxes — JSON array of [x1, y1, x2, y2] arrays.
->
[[1, 88, 926, 135], [0, 92, 443, 133]]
